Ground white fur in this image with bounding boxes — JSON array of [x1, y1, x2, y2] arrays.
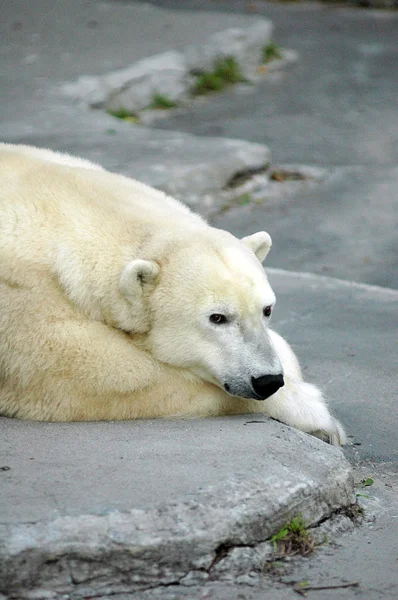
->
[[0, 144, 346, 445]]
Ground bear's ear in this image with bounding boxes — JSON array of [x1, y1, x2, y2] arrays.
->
[[241, 231, 272, 262], [120, 259, 160, 300]]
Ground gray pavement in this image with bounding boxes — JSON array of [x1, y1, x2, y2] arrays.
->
[[212, 165, 398, 289], [0, 0, 272, 198], [152, 1, 398, 166], [148, 0, 398, 289], [109, 466, 398, 600], [0, 1, 398, 598]]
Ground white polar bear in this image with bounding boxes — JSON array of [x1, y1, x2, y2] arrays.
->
[[0, 143, 346, 445]]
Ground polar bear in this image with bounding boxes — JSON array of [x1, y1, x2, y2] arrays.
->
[[0, 143, 346, 445]]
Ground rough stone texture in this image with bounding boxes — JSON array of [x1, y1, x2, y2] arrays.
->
[[153, 1, 398, 290], [156, 137, 270, 198], [0, 0, 273, 200], [185, 20, 274, 77], [211, 164, 398, 288], [105, 51, 188, 113], [63, 51, 189, 112], [62, 18, 273, 111], [3, 124, 270, 200], [0, 417, 353, 596]]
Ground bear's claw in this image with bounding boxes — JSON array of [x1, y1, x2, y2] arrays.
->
[[310, 418, 347, 446]]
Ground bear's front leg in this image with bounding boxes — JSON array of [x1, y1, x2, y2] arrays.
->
[[260, 378, 346, 446], [0, 278, 164, 421], [258, 330, 346, 446]]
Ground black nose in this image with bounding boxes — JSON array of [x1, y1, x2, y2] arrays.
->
[[251, 374, 284, 400]]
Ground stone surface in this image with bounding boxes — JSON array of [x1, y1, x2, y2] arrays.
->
[[0, 0, 272, 199], [105, 51, 188, 112], [62, 17, 273, 112], [63, 51, 189, 112], [151, 1, 398, 290], [0, 414, 352, 525], [185, 20, 273, 77], [211, 164, 398, 289], [94, 469, 398, 600], [0, 415, 353, 595]]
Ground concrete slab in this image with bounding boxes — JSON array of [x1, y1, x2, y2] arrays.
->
[[152, 1, 398, 166], [0, 414, 351, 526], [211, 164, 398, 289], [0, 0, 272, 197], [4, 124, 270, 199], [149, 1, 398, 290], [104, 463, 398, 600], [0, 416, 352, 595]]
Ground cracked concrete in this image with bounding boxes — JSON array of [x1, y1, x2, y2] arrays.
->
[[0, 413, 354, 595]]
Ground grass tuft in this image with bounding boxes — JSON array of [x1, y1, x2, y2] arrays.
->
[[107, 109, 140, 123], [191, 57, 245, 96], [269, 516, 314, 557], [149, 94, 178, 109]]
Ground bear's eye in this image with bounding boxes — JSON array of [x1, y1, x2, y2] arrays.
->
[[263, 305, 272, 318], [209, 313, 228, 325]]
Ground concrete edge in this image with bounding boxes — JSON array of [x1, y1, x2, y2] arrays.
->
[[0, 440, 354, 595], [158, 138, 271, 198], [265, 267, 398, 297]]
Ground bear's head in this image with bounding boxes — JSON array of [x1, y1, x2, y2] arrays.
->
[[119, 230, 284, 401]]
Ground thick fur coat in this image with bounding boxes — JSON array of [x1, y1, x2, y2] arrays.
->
[[0, 144, 345, 445]]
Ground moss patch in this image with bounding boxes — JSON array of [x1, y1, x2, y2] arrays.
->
[[237, 192, 252, 205], [149, 94, 178, 109], [106, 108, 140, 123], [263, 43, 283, 64], [191, 57, 245, 96]]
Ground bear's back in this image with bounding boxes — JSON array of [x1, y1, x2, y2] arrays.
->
[[0, 144, 202, 276]]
